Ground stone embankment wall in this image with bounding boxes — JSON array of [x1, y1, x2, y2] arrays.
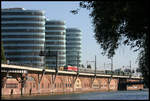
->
[[1, 73, 143, 96]]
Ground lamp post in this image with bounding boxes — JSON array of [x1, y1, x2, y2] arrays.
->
[[95, 55, 96, 77], [39, 49, 45, 68], [129, 60, 132, 78], [111, 57, 113, 76], [47, 50, 58, 73], [122, 60, 132, 77], [86, 55, 97, 77], [55, 51, 58, 73], [77, 51, 80, 74]]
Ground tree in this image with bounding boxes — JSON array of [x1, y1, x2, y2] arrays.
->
[[87, 64, 92, 69], [71, 1, 149, 87], [136, 68, 141, 73], [132, 70, 135, 74], [124, 68, 131, 73], [81, 64, 85, 68], [1, 41, 6, 63]]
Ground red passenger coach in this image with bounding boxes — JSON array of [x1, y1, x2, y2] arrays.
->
[[64, 66, 78, 72]]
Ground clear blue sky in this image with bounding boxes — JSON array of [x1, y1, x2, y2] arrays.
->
[[2, 1, 139, 70]]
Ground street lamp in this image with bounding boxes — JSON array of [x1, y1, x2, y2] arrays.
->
[[86, 55, 97, 77], [39, 49, 45, 69], [111, 57, 113, 76], [104, 58, 113, 75], [77, 51, 80, 74], [47, 50, 59, 73]]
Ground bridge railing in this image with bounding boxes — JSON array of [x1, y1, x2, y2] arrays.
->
[[79, 69, 131, 76], [1, 64, 143, 79]]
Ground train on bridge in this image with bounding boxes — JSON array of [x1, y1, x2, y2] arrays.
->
[[59, 65, 132, 76], [59, 65, 78, 72]]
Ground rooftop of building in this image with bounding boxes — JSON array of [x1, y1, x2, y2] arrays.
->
[[2, 7, 44, 13], [2, 7, 26, 10]]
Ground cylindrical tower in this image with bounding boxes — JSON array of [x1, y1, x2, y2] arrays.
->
[[2, 8, 45, 68], [66, 28, 82, 67], [45, 20, 66, 69]]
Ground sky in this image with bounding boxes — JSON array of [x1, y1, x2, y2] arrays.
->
[[1, 1, 140, 71]]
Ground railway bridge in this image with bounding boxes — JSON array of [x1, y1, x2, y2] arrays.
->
[[1, 64, 144, 96]]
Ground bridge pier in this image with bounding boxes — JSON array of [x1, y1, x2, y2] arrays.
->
[[16, 73, 28, 96], [118, 78, 127, 91], [37, 69, 46, 94]]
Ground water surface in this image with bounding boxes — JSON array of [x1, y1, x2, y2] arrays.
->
[[2, 90, 149, 100]]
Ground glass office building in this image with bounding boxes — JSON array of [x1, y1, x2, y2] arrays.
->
[[1, 8, 45, 68], [66, 28, 82, 67], [45, 20, 66, 69]]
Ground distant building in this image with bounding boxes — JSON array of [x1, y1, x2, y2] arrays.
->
[[2, 8, 83, 69], [45, 20, 66, 69], [2, 8, 45, 68], [66, 28, 82, 67]]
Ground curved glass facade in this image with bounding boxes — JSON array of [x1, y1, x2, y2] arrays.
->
[[66, 28, 82, 67], [2, 8, 45, 68], [45, 20, 66, 69]]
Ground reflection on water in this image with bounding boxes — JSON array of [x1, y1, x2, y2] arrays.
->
[[2, 90, 149, 100]]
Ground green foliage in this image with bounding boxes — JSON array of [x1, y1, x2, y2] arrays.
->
[[1, 41, 6, 63], [138, 36, 149, 87], [81, 64, 85, 68], [71, 1, 149, 87], [87, 64, 92, 69], [136, 68, 141, 73]]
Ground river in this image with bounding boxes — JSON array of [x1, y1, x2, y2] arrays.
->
[[2, 90, 149, 100]]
